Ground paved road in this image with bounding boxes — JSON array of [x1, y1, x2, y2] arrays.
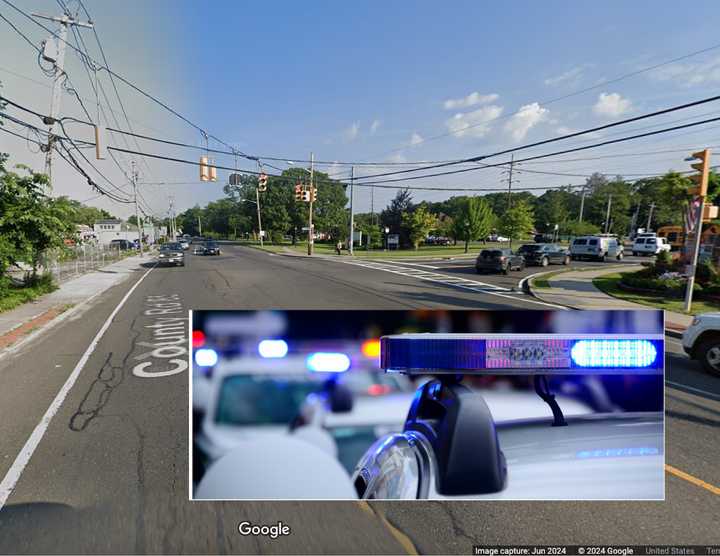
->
[[0, 245, 718, 554]]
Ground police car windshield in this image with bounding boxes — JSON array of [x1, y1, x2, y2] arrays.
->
[[161, 243, 182, 251], [215, 375, 320, 426]]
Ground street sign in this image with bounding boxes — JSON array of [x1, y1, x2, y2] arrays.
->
[[353, 231, 363, 243], [259, 230, 266, 237], [388, 234, 400, 245], [229, 173, 243, 186]]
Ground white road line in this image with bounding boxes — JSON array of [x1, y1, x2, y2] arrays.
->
[[337, 259, 566, 309], [0, 265, 155, 512], [665, 381, 720, 402]]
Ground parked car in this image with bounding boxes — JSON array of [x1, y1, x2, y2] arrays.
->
[[109, 239, 134, 250], [475, 248, 525, 274], [682, 312, 720, 375], [534, 233, 555, 243], [632, 236, 671, 256], [570, 235, 624, 262], [179, 240, 190, 251], [487, 234, 510, 242], [157, 242, 185, 266], [517, 244, 570, 266]]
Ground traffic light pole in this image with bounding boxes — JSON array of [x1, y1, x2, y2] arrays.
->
[[256, 186, 263, 247], [684, 196, 705, 312], [348, 166, 354, 256], [307, 152, 314, 256]]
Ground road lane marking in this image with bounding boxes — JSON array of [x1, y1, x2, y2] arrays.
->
[[665, 464, 720, 496], [0, 265, 155, 512], [337, 259, 567, 309], [357, 502, 418, 555], [665, 381, 720, 402]]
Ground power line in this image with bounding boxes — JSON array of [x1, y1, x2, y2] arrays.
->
[[352, 93, 720, 182]]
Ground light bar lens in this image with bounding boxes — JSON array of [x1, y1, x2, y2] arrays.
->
[[306, 352, 351, 373], [570, 339, 657, 368], [194, 348, 218, 367], [380, 334, 663, 374], [258, 339, 288, 358]]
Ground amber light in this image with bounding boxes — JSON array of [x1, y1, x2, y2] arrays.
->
[[361, 339, 381, 358]]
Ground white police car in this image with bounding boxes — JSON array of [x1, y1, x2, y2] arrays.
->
[[352, 333, 664, 500]]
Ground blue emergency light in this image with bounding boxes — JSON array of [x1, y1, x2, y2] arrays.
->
[[380, 333, 663, 374], [306, 352, 351, 373]]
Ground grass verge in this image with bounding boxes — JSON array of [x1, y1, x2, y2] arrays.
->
[[593, 272, 720, 315], [0, 280, 58, 313], [249, 241, 516, 258]]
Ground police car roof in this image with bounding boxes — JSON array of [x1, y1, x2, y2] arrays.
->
[[430, 412, 663, 500]]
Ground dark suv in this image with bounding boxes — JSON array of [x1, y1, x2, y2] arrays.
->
[[475, 248, 525, 274], [517, 244, 570, 267]]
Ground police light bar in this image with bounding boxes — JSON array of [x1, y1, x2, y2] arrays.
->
[[380, 333, 663, 375]]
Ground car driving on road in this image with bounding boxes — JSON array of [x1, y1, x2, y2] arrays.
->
[[632, 236, 671, 256], [517, 244, 570, 267], [157, 242, 185, 266], [202, 240, 221, 256], [682, 312, 720, 375], [570, 235, 624, 262], [475, 248, 525, 274]]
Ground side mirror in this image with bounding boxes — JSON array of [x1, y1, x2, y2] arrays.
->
[[403, 377, 507, 496]]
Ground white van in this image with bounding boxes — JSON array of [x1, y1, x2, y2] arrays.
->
[[632, 236, 671, 256], [570, 235, 624, 262]]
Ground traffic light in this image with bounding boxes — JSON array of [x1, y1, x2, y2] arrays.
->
[[687, 149, 711, 197], [200, 156, 217, 182], [294, 183, 303, 201], [258, 173, 268, 191], [200, 156, 210, 181], [301, 190, 311, 202], [311, 187, 317, 202]]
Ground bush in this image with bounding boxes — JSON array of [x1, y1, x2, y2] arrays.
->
[[270, 231, 285, 244], [23, 271, 54, 288], [695, 260, 719, 286]]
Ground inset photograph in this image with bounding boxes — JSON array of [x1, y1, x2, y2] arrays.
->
[[191, 310, 664, 500]]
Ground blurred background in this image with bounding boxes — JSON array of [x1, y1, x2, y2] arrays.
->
[[191, 309, 664, 490]]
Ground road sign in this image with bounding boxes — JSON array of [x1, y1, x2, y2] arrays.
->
[[388, 234, 400, 245]]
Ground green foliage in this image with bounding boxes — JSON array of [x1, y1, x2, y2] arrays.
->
[[564, 220, 601, 237], [381, 189, 414, 246], [498, 198, 535, 246], [451, 197, 495, 252], [0, 160, 72, 278], [401, 204, 437, 250]]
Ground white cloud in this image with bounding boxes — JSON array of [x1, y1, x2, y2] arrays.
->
[[593, 92, 632, 118], [503, 102, 548, 142], [344, 121, 360, 142], [555, 126, 576, 135], [544, 65, 588, 87], [445, 105, 504, 138], [649, 55, 720, 86], [443, 92, 499, 110], [410, 132, 423, 146], [387, 152, 406, 164], [370, 119, 381, 134]]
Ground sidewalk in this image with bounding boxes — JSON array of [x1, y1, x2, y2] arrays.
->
[[529, 265, 694, 334], [0, 253, 151, 352]]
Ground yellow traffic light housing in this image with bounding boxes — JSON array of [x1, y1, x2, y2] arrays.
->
[[687, 148, 711, 197], [294, 183, 303, 201]]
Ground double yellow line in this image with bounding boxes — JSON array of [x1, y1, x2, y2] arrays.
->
[[666, 464, 720, 495]]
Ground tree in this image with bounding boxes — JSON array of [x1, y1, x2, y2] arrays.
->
[[534, 188, 577, 234], [0, 157, 73, 281], [401, 204, 437, 250], [498, 198, 535, 247], [452, 197, 495, 253], [564, 220, 601, 237], [381, 189, 413, 247], [586, 177, 632, 237]]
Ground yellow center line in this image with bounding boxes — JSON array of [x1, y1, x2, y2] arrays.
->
[[666, 464, 720, 495], [357, 501, 419, 555]]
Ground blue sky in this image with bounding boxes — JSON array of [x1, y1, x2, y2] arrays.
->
[[2, 0, 720, 217]]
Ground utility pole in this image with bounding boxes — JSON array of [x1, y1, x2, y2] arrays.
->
[[370, 183, 375, 251], [646, 202, 656, 232], [131, 161, 143, 256], [198, 216, 202, 236], [32, 12, 93, 184], [505, 154, 515, 212], [307, 152, 315, 256], [684, 149, 712, 312], [578, 187, 587, 223], [604, 194, 613, 234], [348, 166, 355, 256]]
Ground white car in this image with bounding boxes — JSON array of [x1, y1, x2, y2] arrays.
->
[[682, 312, 720, 375], [570, 235, 624, 262], [632, 236, 671, 256]]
